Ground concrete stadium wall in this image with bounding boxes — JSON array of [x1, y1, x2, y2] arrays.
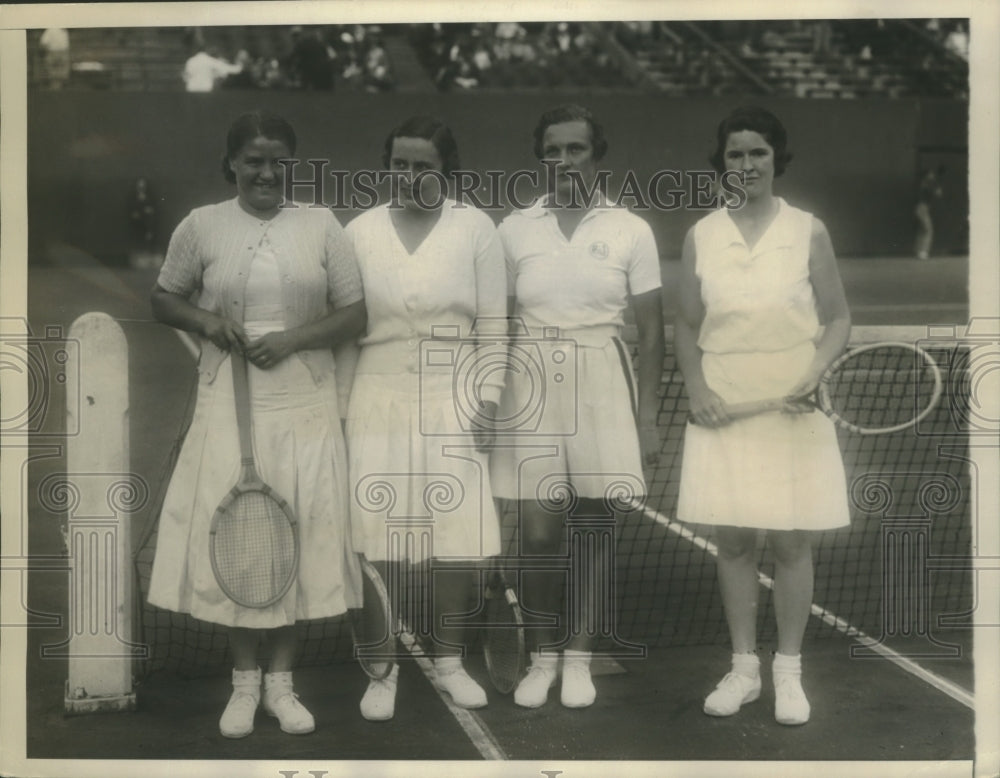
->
[[27, 91, 968, 263]]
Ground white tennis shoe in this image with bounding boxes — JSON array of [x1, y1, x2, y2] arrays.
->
[[560, 663, 597, 708], [360, 664, 399, 721], [263, 671, 315, 734], [773, 654, 810, 725], [703, 671, 762, 716], [219, 667, 261, 738], [433, 661, 488, 709], [514, 657, 558, 708]]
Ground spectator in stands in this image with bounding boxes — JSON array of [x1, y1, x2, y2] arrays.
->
[[364, 35, 394, 92], [221, 50, 259, 90], [39, 28, 71, 90], [287, 26, 335, 90], [915, 167, 943, 260], [183, 45, 242, 92], [944, 21, 969, 61]]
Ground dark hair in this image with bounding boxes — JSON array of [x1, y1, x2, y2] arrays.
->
[[381, 115, 461, 176], [708, 106, 793, 177], [532, 104, 608, 161], [221, 111, 297, 184]]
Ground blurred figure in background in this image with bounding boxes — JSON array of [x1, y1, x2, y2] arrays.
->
[[40, 27, 71, 89], [914, 167, 943, 260], [127, 177, 162, 270], [183, 44, 243, 92]]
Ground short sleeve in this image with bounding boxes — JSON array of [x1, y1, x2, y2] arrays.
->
[[626, 217, 662, 297], [324, 210, 364, 308], [156, 211, 203, 297]]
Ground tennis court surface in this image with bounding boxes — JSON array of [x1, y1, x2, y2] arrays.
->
[[19, 254, 978, 766]]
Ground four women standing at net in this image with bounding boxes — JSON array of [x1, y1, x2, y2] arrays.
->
[[675, 106, 851, 725], [148, 112, 367, 738], [150, 104, 848, 733]]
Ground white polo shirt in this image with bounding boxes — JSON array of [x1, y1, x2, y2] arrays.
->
[[498, 195, 661, 340]]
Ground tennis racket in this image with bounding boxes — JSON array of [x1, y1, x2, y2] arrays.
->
[[349, 555, 397, 680], [694, 341, 943, 435], [482, 565, 527, 694], [209, 351, 299, 608]]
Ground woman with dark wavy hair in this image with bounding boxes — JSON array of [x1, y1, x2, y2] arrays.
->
[[344, 115, 507, 721], [676, 106, 851, 726]]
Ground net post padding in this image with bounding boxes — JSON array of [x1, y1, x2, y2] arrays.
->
[[54, 312, 145, 714]]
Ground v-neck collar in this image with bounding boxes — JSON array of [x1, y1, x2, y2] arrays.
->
[[387, 200, 449, 257], [723, 196, 786, 255]]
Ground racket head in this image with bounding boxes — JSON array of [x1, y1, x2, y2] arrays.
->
[[482, 568, 526, 694], [209, 484, 299, 609], [818, 341, 943, 435], [350, 556, 396, 680]]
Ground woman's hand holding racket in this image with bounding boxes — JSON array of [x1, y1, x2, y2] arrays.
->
[[199, 312, 247, 352], [245, 330, 297, 370], [687, 382, 732, 429], [689, 342, 942, 436]]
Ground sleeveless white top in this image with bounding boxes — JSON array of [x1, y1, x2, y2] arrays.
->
[[694, 198, 819, 355]]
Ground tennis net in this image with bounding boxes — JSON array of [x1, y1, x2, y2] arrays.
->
[[132, 324, 973, 677]]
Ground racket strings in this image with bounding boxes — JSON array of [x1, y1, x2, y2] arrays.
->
[[824, 346, 940, 430], [213, 491, 296, 605]]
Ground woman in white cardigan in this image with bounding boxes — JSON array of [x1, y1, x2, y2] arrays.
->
[[148, 111, 366, 739]]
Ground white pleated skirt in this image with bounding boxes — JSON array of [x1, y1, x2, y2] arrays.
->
[[346, 371, 500, 563], [148, 351, 362, 628], [490, 337, 646, 505], [677, 342, 850, 530]]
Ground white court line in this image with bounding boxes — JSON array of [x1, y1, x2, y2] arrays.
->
[[398, 629, 509, 761], [633, 501, 976, 711]]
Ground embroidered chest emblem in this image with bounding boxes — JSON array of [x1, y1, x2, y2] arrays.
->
[[589, 241, 609, 259]]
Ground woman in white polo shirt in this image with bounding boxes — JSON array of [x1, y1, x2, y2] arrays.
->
[[345, 115, 507, 720], [492, 104, 665, 709]]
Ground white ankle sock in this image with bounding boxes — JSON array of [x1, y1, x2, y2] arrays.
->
[[732, 652, 760, 678]]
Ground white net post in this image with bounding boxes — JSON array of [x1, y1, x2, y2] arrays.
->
[[52, 312, 141, 713]]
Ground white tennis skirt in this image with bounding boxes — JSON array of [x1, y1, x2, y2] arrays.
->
[[677, 342, 850, 531], [148, 351, 362, 629], [490, 337, 646, 506], [346, 371, 500, 563]]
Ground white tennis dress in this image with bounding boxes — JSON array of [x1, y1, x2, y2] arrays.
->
[[344, 202, 507, 563], [148, 202, 363, 628], [677, 198, 850, 530]]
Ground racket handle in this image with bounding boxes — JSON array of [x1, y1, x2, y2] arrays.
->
[[723, 398, 789, 419], [690, 397, 805, 426], [230, 351, 255, 467]]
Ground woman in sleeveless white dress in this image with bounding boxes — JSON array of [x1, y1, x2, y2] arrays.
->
[[675, 107, 851, 726], [149, 112, 366, 738]]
